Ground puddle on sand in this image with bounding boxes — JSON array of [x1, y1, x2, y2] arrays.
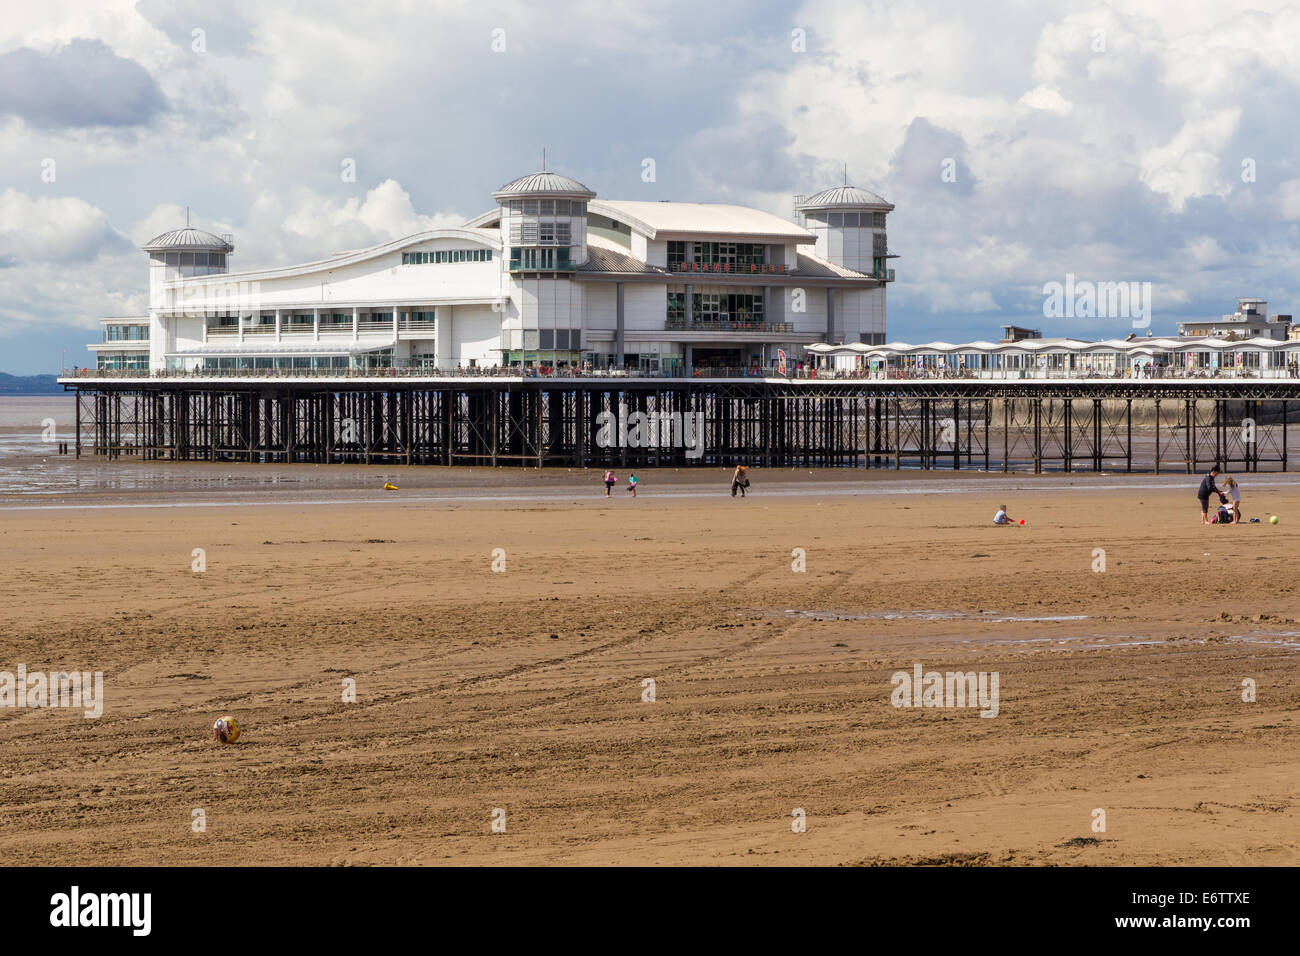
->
[[1229, 633, 1300, 649], [781, 609, 1088, 624]]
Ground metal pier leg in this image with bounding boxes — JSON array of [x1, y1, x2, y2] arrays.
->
[[1154, 399, 1160, 475], [956, 395, 967, 470], [1093, 398, 1102, 471], [1125, 398, 1131, 473], [1063, 398, 1072, 473], [983, 399, 989, 471], [1206, 398, 1216, 468], [894, 395, 900, 470], [1002, 398, 1009, 473], [1033, 398, 1042, 474]]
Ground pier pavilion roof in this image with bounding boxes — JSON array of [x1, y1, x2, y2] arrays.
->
[[491, 171, 596, 201], [142, 227, 233, 253], [797, 185, 894, 212]]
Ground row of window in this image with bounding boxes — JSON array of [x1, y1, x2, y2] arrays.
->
[[509, 247, 574, 270], [509, 221, 573, 245], [208, 311, 433, 327], [402, 249, 492, 264], [860, 333, 886, 345], [97, 354, 149, 370], [104, 325, 149, 341], [667, 241, 768, 269], [151, 252, 228, 267], [505, 200, 586, 216], [539, 329, 579, 350], [806, 212, 887, 228]]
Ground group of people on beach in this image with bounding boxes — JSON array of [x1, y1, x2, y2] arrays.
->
[[993, 466, 1254, 527], [599, 465, 752, 498], [602, 470, 638, 497], [1198, 466, 1246, 524]]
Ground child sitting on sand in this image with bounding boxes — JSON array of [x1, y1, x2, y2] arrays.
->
[[993, 505, 1016, 525]]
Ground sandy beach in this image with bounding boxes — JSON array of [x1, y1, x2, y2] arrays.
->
[[0, 454, 1296, 866]]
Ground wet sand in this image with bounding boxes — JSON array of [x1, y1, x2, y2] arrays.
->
[[0, 467, 1296, 865]]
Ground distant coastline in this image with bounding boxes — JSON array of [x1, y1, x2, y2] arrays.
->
[[0, 374, 62, 395]]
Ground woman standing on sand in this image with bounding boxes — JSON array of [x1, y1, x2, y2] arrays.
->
[[603, 469, 617, 496], [730, 465, 750, 498]]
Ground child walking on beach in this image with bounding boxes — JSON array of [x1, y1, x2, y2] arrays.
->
[[1223, 476, 1241, 523], [730, 465, 749, 498], [626, 473, 638, 497], [603, 470, 616, 496]]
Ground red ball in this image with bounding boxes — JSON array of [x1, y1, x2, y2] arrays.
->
[[1019, 519, 1025, 525]]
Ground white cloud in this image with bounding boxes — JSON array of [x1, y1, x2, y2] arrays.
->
[[1016, 85, 1073, 115], [1138, 109, 1240, 212], [0, 188, 129, 262]]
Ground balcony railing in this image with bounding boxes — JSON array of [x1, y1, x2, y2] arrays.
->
[[398, 319, 437, 332], [665, 319, 794, 334], [205, 326, 239, 336]]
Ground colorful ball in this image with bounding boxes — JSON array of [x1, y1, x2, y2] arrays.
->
[[212, 715, 241, 744], [1271, 515, 1279, 525]]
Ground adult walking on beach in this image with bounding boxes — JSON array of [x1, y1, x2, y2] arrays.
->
[[730, 465, 750, 498], [1197, 466, 1225, 525], [603, 469, 617, 497]]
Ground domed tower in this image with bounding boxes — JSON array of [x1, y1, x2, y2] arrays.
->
[[143, 225, 234, 279], [490, 169, 596, 367], [491, 169, 596, 269], [142, 225, 235, 309], [796, 185, 894, 279]]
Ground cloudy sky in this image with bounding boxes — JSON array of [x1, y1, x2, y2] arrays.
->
[[2, 0, 1299, 374]]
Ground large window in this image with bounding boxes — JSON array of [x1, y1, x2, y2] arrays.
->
[[668, 241, 687, 270], [686, 291, 765, 325], [668, 241, 776, 273], [97, 353, 148, 370], [509, 247, 573, 270], [151, 251, 227, 276], [667, 291, 685, 324], [509, 220, 571, 246], [104, 325, 149, 341]]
